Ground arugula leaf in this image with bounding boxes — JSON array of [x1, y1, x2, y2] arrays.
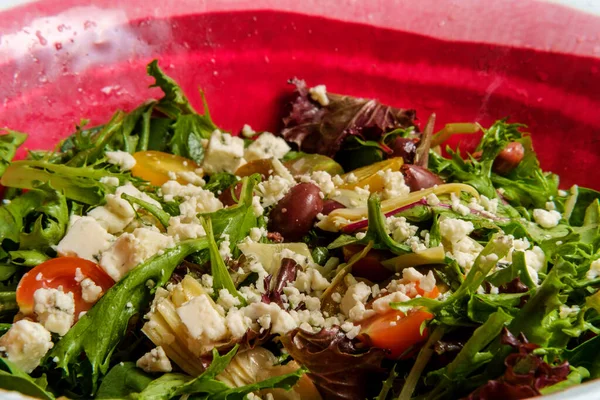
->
[[169, 114, 215, 164], [0, 129, 27, 178], [0, 358, 54, 400], [19, 189, 68, 252], [46, 238, 209, 395], [133, 373, 191, 400], [491, 135, 559, 209], [564, 186, 600, 227], [1, 160, 126, 205], [9, 250, 50, 267], [96, 362, 153, 399], [201, 218, 245, 306], [467, 292, 528, 323], [203, 172, 239, 196], [0, 292, 18, 318], [562, 335, 600, 379], [426, 310, 512, 399], [122, 193, 171, 229], [202, 175, 260, 257], [362, 195, 411, 254], [147, 60, 195, 117]]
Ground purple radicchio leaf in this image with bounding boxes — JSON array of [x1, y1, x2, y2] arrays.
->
[[465, 328, 570, 400], [280, 326, 387, 400], [262, 258, 300, 307], [281, 79, 416, 157]]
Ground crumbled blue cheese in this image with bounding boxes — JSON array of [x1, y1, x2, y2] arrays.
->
[[33, 287, 75, 336], [99, 176, 120, 186], [387, 216, 418, 243], [340, 279, 373, 322], [106, 150, 136, 171], [378, 169, 410, 200], [479, 195, 498, 214], [80, 277, 103, 303], [309, 85, 330, 106], [242, 302, 298, 335], [450, 193, 470, 216], [100, 227, 175, 281], [586, 259, 600, 280], [166, 216, 206, 241], [177, 295, 228, 341], [241, 124, 257, 138], [136, 346, 172, 373], [426, 193, 441, 206], [55, 216, 114, 261], [0, 320, 54, 373], [256, 175, 294, 207], [533, 209, 561, 228], [244, 132, 291, 162], [439, 218, 474, 243], [89, 183, 162, 234], [202, 130, 246, 174]]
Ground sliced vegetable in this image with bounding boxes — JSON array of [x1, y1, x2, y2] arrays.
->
[[358, 309, 433, 359], [131, 150, 201, 186], [380, 246, 446, 272], [338, 157, 404, 191], [16, 257, 114, 317]]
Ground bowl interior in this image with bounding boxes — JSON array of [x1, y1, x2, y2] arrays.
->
[[0, 4, 599, 190]]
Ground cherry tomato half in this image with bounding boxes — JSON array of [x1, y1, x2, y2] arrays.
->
[[358, 309, 433, 359], [17, 257, 114, 319], [131, 151, 200, 186]]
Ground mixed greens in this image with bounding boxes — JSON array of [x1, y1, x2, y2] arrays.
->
[[0, 60, 598, 400]]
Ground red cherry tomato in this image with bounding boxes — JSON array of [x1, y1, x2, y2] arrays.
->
[[358, 309, 433, 359], [16, 257, 114, 319]]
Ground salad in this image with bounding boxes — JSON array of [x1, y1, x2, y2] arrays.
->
[[0, 60, 598, 400]]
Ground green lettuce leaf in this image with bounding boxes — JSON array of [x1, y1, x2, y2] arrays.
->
[[0, 358, 54, 400], [0, 129, 27, 178]]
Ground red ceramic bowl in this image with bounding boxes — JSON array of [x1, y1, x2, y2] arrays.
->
[[0, 0, 599, 190]]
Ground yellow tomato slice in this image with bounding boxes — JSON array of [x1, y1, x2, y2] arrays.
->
[[338, 157, 404, 192], [131, 151, 200, 186]]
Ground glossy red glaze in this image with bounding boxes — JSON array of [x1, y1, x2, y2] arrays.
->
[[0, 1, 599, 189]]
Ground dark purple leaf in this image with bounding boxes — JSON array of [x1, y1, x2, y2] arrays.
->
[[281, 79, 416, 157], [281, 326, 387, 400], [262, 258, 300, 307], [466, 328, 570, 400]]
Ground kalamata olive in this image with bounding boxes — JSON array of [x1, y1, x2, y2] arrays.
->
[[218, 182, 243, 207], [390, 137, 418, 164], [493, 142, 525, 175], [268, 183, 323, 241], [401, 164, 444, 191], [321, 199, 345, 215]]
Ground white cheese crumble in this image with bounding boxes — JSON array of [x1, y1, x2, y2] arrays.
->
[[241, 124, 257, 138], [55, 215, 114, 261], [106, 150, 136, 171], [439, 218, 474, 244], [387, 216, 418, 243], [33, 287, 75, 336], [0, 320, 54, 373], [99, 176, 120, 186], [177, 295, 228, 341], [426, 193, 441, 206], [533, 209, 561, 228], [586, 259, 600, 280], [244, 132, 291, 162], [256, 175, 294, 207], [202, 130, 246, 174], [559, 305, 580, 319], [80, 278, 103, 303], [136, 346, 172, 373], [100, 227, 175, 281], [450, 193, 470, 216], [308, 84, 330, 106], [166, 216, 206, 241], [377, 169, 410, 200]]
